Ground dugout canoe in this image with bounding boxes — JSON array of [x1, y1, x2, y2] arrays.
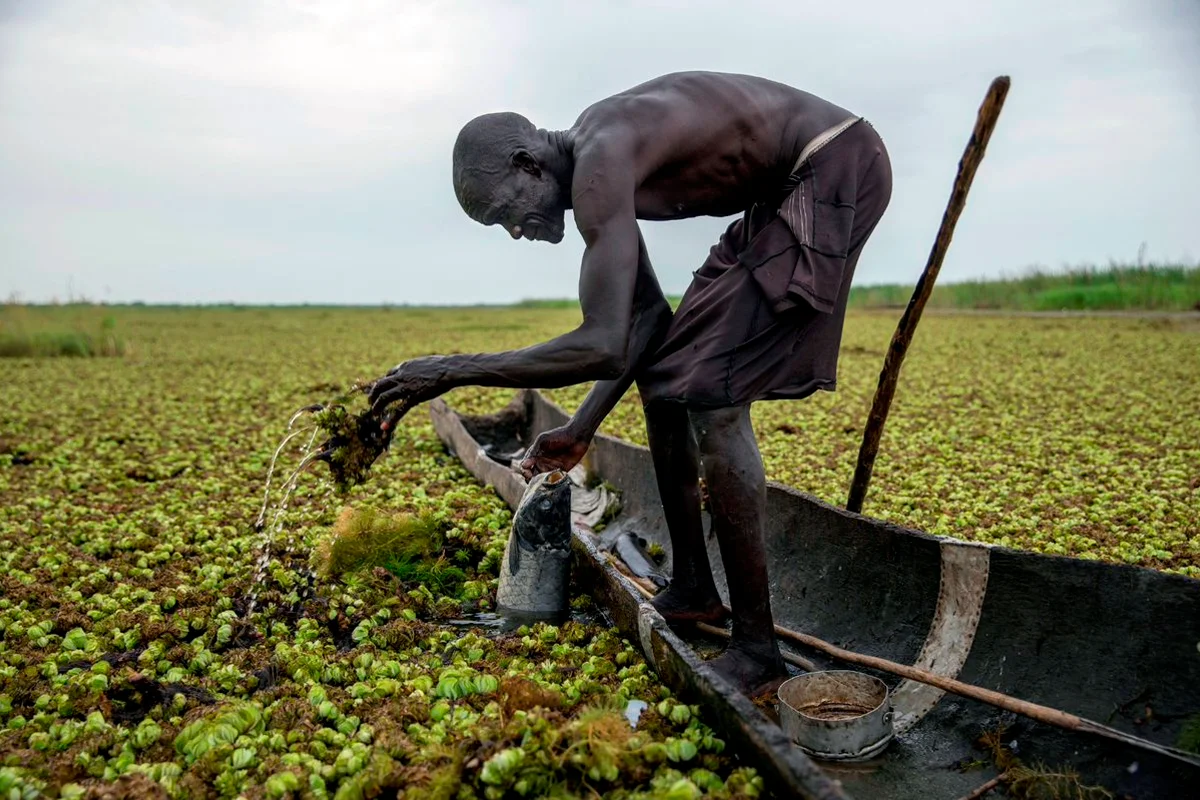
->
[[428, 389, 1200, 800]]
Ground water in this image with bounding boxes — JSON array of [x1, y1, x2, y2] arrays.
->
[[242, 407, 327, 619], [254, 424, 312, 530], [624, 699, 648, 728], [442, 612, 507, 632], [444, 605, 606, 636]]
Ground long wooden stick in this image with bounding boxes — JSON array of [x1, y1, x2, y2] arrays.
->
[[847, 76, 1011, 513], [955, 773, 1008, 800]]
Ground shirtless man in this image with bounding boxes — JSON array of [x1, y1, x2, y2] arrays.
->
[[367, 71, 892, 697]]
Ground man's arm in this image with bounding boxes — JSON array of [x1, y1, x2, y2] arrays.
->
[[517, 231, 672, 478], [556, 232, 673, 441], [369, 137, 641, 415]]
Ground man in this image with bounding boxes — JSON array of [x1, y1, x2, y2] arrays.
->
[[368, 71, 892, 697]]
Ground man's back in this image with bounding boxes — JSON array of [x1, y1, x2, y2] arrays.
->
[[571, 71, 858, 221]]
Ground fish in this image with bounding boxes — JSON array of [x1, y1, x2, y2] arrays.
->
[[611, 531, 670, 589], [495, 469, 573, 624]]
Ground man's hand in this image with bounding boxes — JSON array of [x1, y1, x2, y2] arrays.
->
[[367, 355, 452, 429], [519, 425, 591, 479]]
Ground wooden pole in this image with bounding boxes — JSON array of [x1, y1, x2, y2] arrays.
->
[[954, 773, 1008, 800], [846, 76, 1011, 514]]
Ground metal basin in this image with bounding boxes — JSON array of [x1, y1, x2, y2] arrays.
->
[[778, 670, 894, 762]]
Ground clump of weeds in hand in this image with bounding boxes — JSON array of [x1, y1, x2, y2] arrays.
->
[[308, 384, 396, 494]]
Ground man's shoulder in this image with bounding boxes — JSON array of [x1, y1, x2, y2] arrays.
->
[[568, 75, 706, 170], [571, 71, 829, 145], [568, 104, 643, 175], [571, 94, 644, 142]]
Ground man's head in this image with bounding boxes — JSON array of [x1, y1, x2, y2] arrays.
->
[[452, 112, 568, 244]]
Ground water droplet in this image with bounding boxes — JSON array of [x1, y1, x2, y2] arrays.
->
[[243, 424, 321, 619], [624, 699, 648, 728]]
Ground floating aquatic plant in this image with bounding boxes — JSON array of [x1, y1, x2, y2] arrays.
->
[[304, 383, 397, 495], [313, 506, 471, 600], [4, 305, 1194, 796]]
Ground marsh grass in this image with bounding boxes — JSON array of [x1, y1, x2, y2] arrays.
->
[[315, 506, 466, 594], [0, 304, 126, 358], [848, 262, 1200, 311]]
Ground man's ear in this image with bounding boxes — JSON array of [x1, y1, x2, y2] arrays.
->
[[512, 149, 541, 177]]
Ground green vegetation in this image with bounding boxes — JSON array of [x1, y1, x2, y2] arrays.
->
[[0, 303, 1196, 796], [0, 304, 764, 798], [0, 305, 126, 358], [521, 263, 1200, 313], [315, 507, 469, 597], [316, 507, 446, 579], [847, 262, 1200, 311], [511, 298, 582, 310]]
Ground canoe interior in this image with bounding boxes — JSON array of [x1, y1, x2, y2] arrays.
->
[[430, 390, 1200, 800]]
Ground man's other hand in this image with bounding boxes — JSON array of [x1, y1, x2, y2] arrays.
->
[[520, 425, 590, 479]]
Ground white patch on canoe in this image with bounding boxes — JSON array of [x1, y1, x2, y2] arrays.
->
[[891, 541, 991, 734], [566, 465, 620, 531]]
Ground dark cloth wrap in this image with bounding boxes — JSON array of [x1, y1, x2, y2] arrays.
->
[[637, 118, 893, 409]]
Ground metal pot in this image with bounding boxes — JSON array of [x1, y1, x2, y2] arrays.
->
[[777, 670, 894, 761]]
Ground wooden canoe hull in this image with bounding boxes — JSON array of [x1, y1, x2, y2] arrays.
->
[[429, 390, 1200, 800]]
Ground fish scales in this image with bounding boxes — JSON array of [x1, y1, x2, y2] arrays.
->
[[495, 470, 573, 623]]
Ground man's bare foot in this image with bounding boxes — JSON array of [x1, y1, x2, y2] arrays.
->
[[650, 586, 728, 625], [707, 644, 788, 699]]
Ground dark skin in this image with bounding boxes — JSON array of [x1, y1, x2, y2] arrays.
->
[[368, 71, 858, 697]]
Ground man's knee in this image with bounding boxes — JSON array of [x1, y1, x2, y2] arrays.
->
[[690, 405, 750, 458]]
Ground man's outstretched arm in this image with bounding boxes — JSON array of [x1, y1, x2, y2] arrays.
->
[[368, 140, 640, 416]]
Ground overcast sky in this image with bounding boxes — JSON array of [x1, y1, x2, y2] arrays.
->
[[1, 0, 1197, 305]]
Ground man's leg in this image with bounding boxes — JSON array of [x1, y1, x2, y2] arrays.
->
[[641, 398, 726, 624], [691, 405, 786, 695]]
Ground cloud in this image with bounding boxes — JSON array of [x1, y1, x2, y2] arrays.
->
[[1, 0, 1197, 304]]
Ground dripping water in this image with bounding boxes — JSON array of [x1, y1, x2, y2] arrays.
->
[[240, 382, 382, 622], [242, 409, 327, 620]]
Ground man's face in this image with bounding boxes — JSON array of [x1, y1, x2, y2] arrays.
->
[[475, 156, 566, 244]]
